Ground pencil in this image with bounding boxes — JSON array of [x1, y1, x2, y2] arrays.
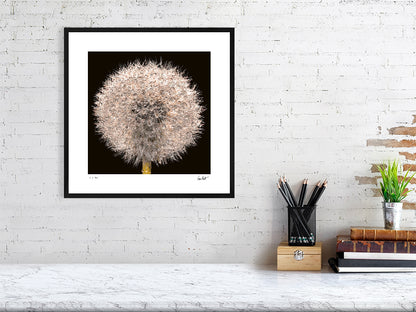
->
[[293, 208, 312, 236], [298, 178, 307, 207], [284, 176, 298, 207], [288, 208, 303, 243], [305, 180, 328, 222], [310, 181, 322, 206], [312, 179, 327, 206], [307, 181, 321, 207], [280, 177, 295, 207], [277, 181, 292, 207]]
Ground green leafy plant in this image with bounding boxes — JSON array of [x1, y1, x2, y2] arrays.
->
[[377, 160, 415, 203]]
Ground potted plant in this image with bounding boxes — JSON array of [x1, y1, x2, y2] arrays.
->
[[378, 160, 415, 230]]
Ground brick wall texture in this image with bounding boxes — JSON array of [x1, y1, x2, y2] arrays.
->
[[1, 0, 416, 263]]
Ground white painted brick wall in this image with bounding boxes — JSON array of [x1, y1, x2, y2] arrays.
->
[[1, 0, 416, 264]]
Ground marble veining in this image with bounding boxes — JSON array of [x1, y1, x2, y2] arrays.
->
[[0, 264, 415, 311]]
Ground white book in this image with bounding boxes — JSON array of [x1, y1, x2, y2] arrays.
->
[[337, 266, 416, 273], [342, 252, 416, 261]]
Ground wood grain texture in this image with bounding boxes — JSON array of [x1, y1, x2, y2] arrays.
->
[[336, 235, 416, 253], [277, 242, 322, 271], [351, 227, 416, 241]]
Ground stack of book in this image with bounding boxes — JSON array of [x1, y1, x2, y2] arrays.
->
[[329, 226, 416, 273]]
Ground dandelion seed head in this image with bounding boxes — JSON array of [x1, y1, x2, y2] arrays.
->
[[94, 60, 204, 167]]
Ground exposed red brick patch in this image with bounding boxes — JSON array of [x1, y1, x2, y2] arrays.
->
[[403, 202, 416, 210], [403, 164, 416, 172], [355, 176, 378, 185], [372, 189, 380, 197], [398, 176, 416, 184], [367, 139, 391, 147], [400, 152, 416, 160], [413, 115, 416, 124], [388, 126, 416, 136], [367, 139, 416, 148], [371, 164, 384, 173]]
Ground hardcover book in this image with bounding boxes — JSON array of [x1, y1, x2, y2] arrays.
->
[[340, 251, 416, 260], [336, 235, 416, 253], [328, 257, 416, 273], [350, 227, 416, 241], [337, 255, 416, 267]]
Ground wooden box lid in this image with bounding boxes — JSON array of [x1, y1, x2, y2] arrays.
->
[[277, 242, 322, 255]]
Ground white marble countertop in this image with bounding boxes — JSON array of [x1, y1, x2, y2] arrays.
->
[[0, 264, 415, 311]]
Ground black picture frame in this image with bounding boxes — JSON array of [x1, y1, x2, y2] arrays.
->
[[64, 27, 234, 198]]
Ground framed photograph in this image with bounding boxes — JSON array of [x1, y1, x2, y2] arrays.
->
[[64, 28, 234, 198]]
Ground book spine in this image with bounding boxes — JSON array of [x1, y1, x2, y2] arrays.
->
[[336, 239, 416, 253], [350, 228, 416, 241], [337, 257, 416, 267]]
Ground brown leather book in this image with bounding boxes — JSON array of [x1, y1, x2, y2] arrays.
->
[[337, 235, 416, 253], [350, 227, 416, 241]]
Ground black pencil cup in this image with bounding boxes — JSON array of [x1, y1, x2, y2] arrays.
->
[[288, 206, 316, 246]]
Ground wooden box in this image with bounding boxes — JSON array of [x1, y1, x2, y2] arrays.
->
[[277, 242, 322, 271]]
